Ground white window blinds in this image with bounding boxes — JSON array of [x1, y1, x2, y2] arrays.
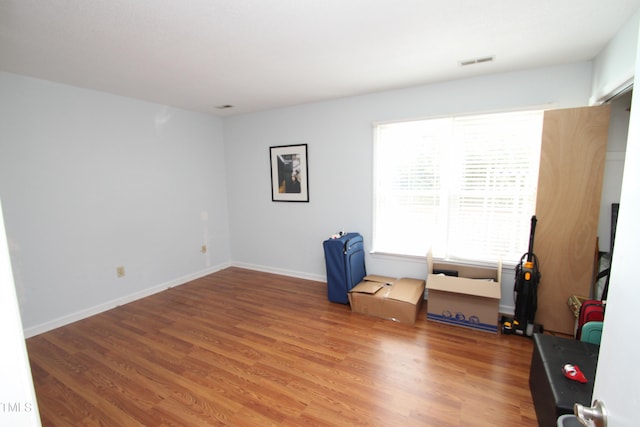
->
[[373, 110, 543, 264]]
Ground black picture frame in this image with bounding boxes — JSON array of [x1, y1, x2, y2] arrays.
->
[[269, 144, 309, 202]]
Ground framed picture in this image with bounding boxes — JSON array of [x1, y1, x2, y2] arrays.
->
[[269, 144, 309, 202]]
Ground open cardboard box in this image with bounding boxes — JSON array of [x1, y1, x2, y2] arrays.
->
[[348, 275, 425, 325], [426, 251, 502, 333]]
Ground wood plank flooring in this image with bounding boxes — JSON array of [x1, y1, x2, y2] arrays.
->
[[27, 267, 538, 426]]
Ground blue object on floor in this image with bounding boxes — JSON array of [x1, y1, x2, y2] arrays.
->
[[323, 232, 366, 304]]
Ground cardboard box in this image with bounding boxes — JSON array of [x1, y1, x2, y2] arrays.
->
[[348, 275, 425, 325], [426, 251, 502, 333]]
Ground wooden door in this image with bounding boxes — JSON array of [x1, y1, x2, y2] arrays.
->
[[533, 105, 610, 335]]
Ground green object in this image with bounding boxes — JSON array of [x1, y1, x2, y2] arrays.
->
[[580, 321, 603, 345]]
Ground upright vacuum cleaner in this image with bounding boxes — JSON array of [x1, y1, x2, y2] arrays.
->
[[503, 215, 542, 336]]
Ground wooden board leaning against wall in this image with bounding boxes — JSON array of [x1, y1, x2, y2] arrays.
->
[[533, 104, 611, 336]]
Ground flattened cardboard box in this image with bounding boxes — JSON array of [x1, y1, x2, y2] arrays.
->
[[426, 251, 502, 333], [348, 275, 425, 325]]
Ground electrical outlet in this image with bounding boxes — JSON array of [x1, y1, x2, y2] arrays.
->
[[201, 245, 207, 254], [116, 266, 125, 278]]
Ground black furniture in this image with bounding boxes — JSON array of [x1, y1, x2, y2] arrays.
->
[[529, 333, 599, 427]]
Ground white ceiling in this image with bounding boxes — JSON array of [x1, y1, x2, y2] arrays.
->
[[1, 1, 640, 117]]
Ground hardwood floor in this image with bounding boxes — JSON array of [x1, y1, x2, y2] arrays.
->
[[27, 267, 537, 426]]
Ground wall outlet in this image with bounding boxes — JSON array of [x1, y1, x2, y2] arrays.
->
[[116, 266, 125, 278], [201, 245, 207, 254]]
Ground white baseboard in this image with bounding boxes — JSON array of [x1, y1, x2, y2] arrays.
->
[[23, 262, 231, 338], [235, 263, 520, 322], [231, 261, 326, 283], [23, 261, 516, 338], [499, 304, 515, 316]]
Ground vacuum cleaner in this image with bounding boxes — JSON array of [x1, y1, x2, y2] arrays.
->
[[502, 215, 542, 336]]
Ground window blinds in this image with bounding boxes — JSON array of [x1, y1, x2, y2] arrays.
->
[[373, 110, 543, 263]]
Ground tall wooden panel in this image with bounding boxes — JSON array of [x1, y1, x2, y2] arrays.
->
[[534, 105, 610, 335]]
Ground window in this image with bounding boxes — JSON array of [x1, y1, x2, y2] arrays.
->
[[373, 110, 543, 264]]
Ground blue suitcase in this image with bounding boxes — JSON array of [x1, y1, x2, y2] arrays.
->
[[323, 232, 366, 303]]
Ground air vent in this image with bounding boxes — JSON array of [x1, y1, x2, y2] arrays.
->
[[460, 56, 495, 67]]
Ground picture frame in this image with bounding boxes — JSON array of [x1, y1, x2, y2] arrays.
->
[[269, 144, 309, 202]]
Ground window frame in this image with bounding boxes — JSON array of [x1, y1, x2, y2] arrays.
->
[[371, 108, 544, 266]]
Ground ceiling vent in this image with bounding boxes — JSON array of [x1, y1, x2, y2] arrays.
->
[[459, 56, 495, 67]]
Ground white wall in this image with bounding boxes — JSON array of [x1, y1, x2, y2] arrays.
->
[[0, 61, 615, 330], [599, 92, 630, 253], [592, 23, 640, 425], [224, 62, 594, 313], [590, 9, 640, 255], [0, 72, 232, 336], [0, 199, 40, 426], [590, 10, 639, 104]]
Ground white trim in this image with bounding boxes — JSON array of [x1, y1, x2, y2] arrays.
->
[[231, 261, 326, 283], [369, 251, 427, 263], [606, 151, 626, 162], [371, 103, 555, 127], [499, 303, 515, 316], [590, 76, 634, 105], [22, 259, 517, 336], [23, 262, 231, 338], [369, 250, 511, 269]]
